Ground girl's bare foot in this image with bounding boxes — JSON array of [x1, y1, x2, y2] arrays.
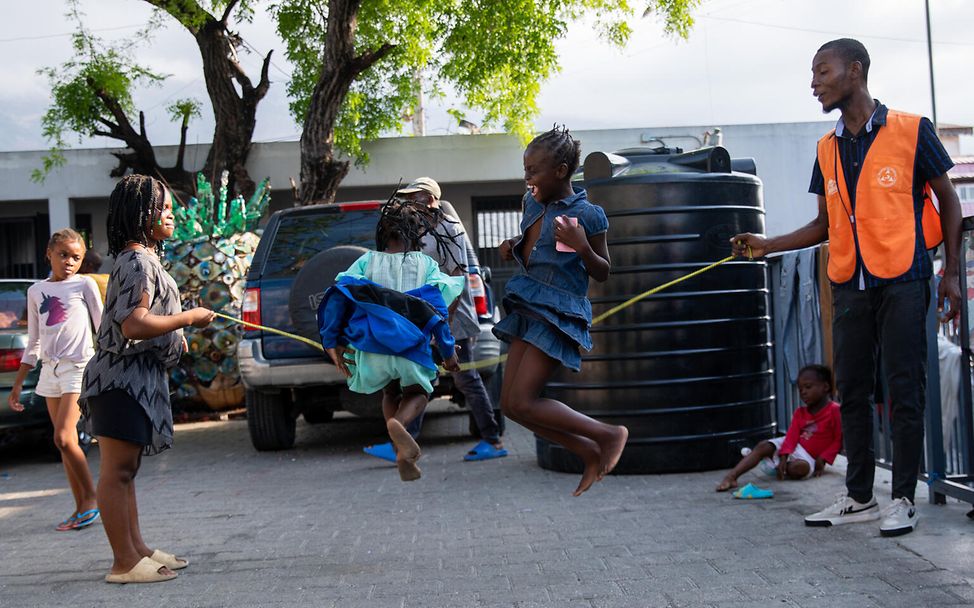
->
[[599, 425, 629, 477], [387, 419, 420, 460], [396, 454, 422, 481], [388, 419, 422, 481], [715, 476, 738, 492], [573, 458, 602, 496]]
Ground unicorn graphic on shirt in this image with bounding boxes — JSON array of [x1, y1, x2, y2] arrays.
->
[[40, 293, 67, 326]]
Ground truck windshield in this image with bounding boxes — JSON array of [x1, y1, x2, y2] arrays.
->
[[261, 211, 378, 278]]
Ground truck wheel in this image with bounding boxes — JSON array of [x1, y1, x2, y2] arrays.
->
[[246, 389, 296, 450], [288, 245, 369, 341]]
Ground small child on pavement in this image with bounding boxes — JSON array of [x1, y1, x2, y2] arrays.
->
[[717, 364, 842, 492]]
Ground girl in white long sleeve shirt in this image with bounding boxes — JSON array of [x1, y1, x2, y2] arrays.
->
[[8, 229, 103, 531]]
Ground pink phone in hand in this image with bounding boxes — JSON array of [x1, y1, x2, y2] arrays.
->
[[555, 216, 578, 252]]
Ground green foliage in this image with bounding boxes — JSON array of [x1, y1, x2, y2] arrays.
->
[[168, 98, 204, 126], [33, 37, 165, 182], [272, 0, 695, 163]]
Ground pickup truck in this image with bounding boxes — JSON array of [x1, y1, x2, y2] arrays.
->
[[238, 201, 503, 451]]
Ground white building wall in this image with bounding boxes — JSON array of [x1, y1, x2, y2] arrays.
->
[[0, 122, 835, 261]]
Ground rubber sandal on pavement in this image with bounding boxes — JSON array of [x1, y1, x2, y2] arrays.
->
[[55, 512, 79, 532], [151, 549, 189, 570], [732, 482, 774, 499], [104, 557, 176, 584], [363, 442, 397, 463], [464, 440, 508, 462], [72, 509, 100, 530]]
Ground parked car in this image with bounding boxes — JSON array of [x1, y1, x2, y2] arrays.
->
[[238, 201, 504, 451], [0, 280, 48, 446]]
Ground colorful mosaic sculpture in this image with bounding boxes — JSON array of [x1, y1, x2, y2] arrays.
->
[[163, 172, 270, 409]]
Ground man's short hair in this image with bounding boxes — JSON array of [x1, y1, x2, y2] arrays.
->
[[818, 38, 870, 83]]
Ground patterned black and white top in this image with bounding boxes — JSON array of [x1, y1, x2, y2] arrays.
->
[[80, 248, 184, 455]]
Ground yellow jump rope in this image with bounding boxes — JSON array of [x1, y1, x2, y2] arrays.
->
[[212, 247, 750, 373]]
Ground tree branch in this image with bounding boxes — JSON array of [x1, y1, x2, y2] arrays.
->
[[220, 0, 240, 24], [143, 0, 212, 35], [255, 49, 273, 99], [351, 43, 396, 75]]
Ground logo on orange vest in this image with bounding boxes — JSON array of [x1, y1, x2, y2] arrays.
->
[[826, 179, 838, 196], [877, 166, 898, 188]]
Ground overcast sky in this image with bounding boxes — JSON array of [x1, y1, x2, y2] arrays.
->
[[2, 0, 973, 154]]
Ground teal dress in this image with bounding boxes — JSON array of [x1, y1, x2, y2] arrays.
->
[[336, 251, 465, 394]]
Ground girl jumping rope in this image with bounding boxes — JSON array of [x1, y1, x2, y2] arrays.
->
[[494, 126, 629, 496], [8, 228, 103, 531], [80, 175, 214, 583], [318, 198, 463, 482]]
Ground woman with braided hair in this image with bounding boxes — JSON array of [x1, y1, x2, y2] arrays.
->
[[80, 174, 215, 583], [318, 197, 464, 481]]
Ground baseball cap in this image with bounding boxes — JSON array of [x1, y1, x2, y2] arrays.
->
[[397, 176, 441, 199]]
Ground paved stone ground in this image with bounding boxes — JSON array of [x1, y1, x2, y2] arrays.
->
[[2, 402, 974, 608]]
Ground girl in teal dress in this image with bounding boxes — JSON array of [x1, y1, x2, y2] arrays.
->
[[319, 200, 463, 481]]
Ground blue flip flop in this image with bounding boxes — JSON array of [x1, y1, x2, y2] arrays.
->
[[363, 442, 397, 463], [732, 482, 774, 499], [463, 440, 508, 462], [72, 509, 100, 529]]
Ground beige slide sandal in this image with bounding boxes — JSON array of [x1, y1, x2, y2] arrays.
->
[[151, 549, 189, 570], [104, 556, 177, 584]]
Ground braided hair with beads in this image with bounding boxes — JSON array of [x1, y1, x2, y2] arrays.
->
[[375, 195, 465, 271], [528, 124, 582, 174], [106, 174, 166, 257]]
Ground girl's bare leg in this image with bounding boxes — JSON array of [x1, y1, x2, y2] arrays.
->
[[47, 395, 96, 514], [385, 384, 428, 481], [501, 340, 628, 495], [716, 441, 776, 491], [381, 381, 401, 422], [126, 453, 152, 557], [96, 436, 172, 576]]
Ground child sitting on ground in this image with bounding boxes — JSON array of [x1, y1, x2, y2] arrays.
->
[[717, 364, 842, 492], [317, 198, 463, 482]]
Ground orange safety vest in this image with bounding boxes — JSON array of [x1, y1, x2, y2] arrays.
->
[[817, 110, 943, 284]]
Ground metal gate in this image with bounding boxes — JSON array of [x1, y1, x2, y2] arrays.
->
[[471, 195, 523, 303]]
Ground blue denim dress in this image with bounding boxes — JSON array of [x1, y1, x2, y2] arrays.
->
[[492, 187, 608, 371]]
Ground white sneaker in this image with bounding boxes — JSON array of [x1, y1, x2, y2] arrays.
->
[[879, 497, 918, 537], [804, 494, 880, 527]]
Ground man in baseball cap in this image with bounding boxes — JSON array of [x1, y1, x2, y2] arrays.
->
[[397, 176, 441, 201]]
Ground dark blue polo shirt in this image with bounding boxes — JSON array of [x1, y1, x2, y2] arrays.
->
[[809, 101, 954, 289]]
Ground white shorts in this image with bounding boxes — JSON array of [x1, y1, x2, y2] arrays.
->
[[35, 360, 88, 398], [763, 436, 816, 480]]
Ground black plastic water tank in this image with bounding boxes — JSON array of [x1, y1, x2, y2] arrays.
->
[[536, 145, 774, 474]]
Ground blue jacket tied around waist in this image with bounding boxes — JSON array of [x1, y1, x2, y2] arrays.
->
[[317, 275, 456, 371]]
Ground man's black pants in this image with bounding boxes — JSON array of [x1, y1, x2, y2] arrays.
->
[[832, 279, 929, 504]]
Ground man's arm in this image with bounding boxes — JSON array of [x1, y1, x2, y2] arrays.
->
[[931, 173, 963, 321], [731, 195, 830, 258]]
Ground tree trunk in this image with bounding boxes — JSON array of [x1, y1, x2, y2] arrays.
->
[[144, 0, 271, 201], [195, 17, 271, 201], [297, 0, 393, 205]]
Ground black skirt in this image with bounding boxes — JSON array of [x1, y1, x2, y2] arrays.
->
[[86, 389, 153, 447]]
